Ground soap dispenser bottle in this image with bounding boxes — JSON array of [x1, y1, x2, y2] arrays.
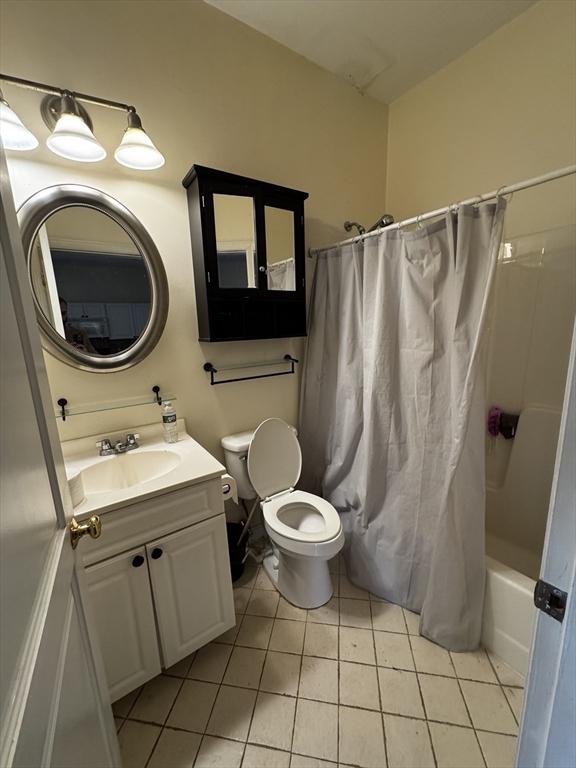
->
[[162, 401, 178, 443]]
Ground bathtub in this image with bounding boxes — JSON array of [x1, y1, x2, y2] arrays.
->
[[482, 555, 536, 675]]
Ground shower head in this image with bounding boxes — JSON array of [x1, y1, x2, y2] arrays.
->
[[368, 214, 395, 232], [344, 214, 395, 237], [344, 220, 365, 235]]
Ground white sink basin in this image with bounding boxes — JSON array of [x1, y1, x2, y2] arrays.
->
[[62, 421, 226, 515], [79, 450, 182, 494]]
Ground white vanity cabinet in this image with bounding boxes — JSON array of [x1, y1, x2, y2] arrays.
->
[[85, 547, 161, 701], [147, 515, 234, 668], [81, 479, 235, 702]]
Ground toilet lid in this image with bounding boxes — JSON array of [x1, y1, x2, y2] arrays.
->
[[248, 418, 302, 499]]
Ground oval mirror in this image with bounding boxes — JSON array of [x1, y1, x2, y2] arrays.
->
[[18, 185, 168, 371]]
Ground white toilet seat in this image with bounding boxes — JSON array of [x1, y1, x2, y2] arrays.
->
[[245, 417, 345, 604], [263, 490, 341, 544]]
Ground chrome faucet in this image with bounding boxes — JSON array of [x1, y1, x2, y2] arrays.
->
[[114, 433, 140, 453], [96, 433, 140, 456], [96, 438, 114, 456]]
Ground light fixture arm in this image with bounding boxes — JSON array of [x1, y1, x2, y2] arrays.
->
[[0, 72, 134, 115]]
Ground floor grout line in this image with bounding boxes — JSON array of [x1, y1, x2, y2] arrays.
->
[[189, 563, 260, 766], [485, 645, 524, 728], [369, 599, 388, 768], [238, 564, 281, 763], [125, 708, 520, 737], [230, 564, 261, 766], [336, 604, 341, 766], [142, 670, 189, 768], [287, 631, 304, 759], [407, 626, 438, 768], [451, 656, 488, 768]]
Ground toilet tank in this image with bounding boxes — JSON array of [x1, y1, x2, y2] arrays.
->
[[221, 430, 256, 500], [221, 424, 299, 501]]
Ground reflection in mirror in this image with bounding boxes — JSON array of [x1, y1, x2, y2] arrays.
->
[[265, 206, 296, 291], [214, 194, 257, 289], [29, 207, 152, 356]]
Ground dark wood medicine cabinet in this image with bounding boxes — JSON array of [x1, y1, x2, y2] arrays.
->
[[182, 165, 309, 342]]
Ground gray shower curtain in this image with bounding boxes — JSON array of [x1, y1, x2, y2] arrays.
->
[[299, 202, 506, 650]]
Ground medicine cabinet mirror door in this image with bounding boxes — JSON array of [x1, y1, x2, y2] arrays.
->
[[213, 192, 258, 290], [264, 202, 297, 292]]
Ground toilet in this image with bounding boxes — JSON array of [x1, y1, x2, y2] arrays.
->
[[222, 418, 344, 608]]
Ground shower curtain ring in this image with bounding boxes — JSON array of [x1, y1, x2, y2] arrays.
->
[[495, 185, 513, 206], [417, 214, 423, 229]]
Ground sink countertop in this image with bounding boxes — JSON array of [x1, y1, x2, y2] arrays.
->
[[62, 419, 225, 517]]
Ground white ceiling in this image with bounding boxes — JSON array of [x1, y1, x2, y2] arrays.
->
[[205, 0, 535, 103]]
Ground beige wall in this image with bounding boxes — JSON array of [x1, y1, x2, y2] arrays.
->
[[385, 0, 576, 238], [1, 0, 389, 457]]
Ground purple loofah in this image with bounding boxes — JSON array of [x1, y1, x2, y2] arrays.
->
[[487, 406, 502, 437]]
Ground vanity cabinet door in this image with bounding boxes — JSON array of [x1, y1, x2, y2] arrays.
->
[[85, 547, 161, 702], [146, 515, 235, 668]]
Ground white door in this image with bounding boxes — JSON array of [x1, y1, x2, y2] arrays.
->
[[0, 153, 119, 767], [517, 320, 576, 768], [146, 516, 235, 667], [85, 547, 161, 702]]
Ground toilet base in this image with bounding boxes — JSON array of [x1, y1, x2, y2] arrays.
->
[[262, 549, 333, 609]]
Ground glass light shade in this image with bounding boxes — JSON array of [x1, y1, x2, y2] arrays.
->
[[46, 112, 106, 162], [114, 127, 165, 170], [0, 99, 39, 151]]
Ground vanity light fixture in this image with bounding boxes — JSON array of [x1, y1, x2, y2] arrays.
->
[[114, 108, 165, 170], [46, 92, 107, 162], [0, 89, 39, 150], [0, 73, 165, 171]]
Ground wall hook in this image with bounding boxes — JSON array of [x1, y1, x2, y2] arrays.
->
[[57, 398, 68, 421], [152, 385, 162, 405]]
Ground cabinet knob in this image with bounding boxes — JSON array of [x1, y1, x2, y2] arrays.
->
[[132, 555, 145, 568], [151, 547, 163, 560]]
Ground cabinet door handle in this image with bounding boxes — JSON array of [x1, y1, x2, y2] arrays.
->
[[151, 547, 163, 560], [132, 554, 145, 568]]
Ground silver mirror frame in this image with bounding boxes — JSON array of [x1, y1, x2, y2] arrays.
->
[[18, 184, 169, 372]]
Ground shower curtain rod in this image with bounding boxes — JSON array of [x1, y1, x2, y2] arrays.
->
[[309, 164, 576, 256]]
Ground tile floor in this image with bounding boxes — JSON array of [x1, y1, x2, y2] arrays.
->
[[115, 558, 524, 768]]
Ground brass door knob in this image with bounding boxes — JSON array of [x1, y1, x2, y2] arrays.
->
[[69, 515, 102, 550]]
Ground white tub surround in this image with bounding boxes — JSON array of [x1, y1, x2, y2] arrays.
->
[[482, 556, 536, 675], [486, 225, 576, 581]]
